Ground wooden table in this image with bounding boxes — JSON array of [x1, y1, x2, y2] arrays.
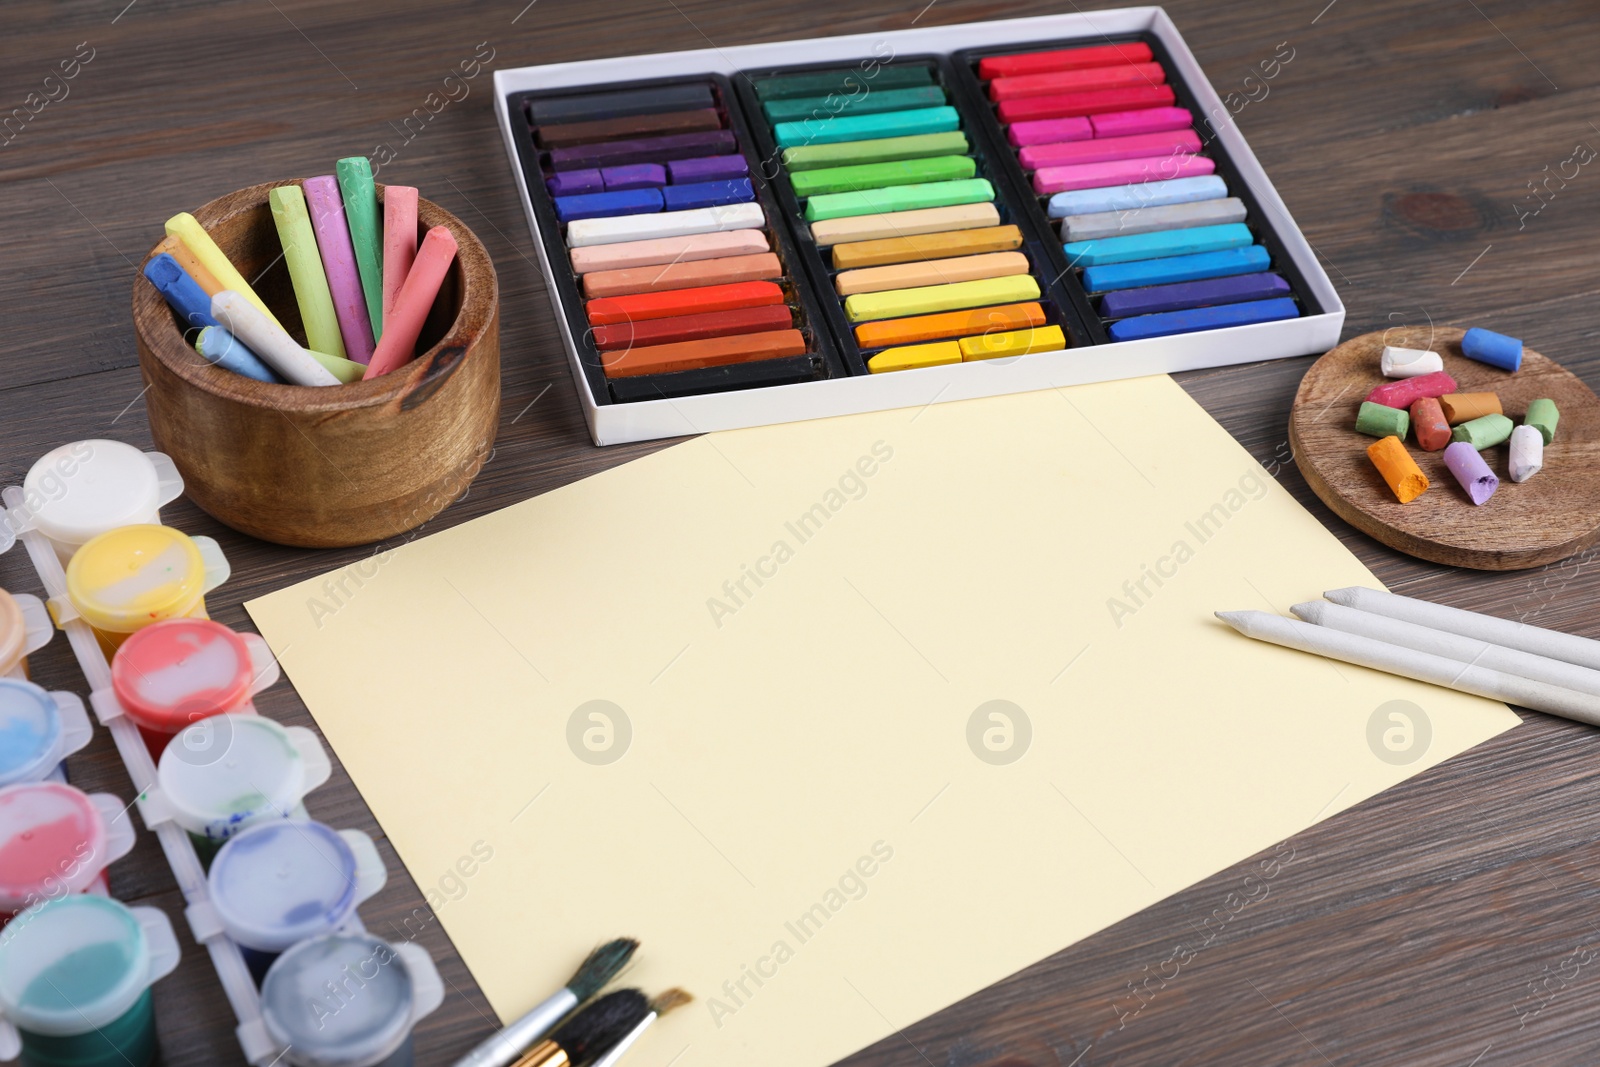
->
[[3, 0, 1597, 1063]]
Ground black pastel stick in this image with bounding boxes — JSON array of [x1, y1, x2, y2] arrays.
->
[[531, 84, 714, 125]]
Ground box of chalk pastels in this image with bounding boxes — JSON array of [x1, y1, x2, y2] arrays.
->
[[494, 8, 1345, 444]]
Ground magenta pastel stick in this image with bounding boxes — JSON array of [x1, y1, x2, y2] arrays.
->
[[1443, 441, 1499, 505], [1090, 106, 1193, 139], [383, 185, 419, 324], [303, 175, 376, 364], [1020, 129, 1202, 170], [1032, 154, 1215, 195], [1007, 115, 1092, 148]]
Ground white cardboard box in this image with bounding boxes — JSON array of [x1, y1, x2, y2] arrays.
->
[[493, 7, 1344, 445]]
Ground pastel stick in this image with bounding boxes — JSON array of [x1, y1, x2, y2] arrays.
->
[[193, 325, 285, 383], [566, 202, 766, 247], [781, 131, 969, 170], [1019, 129, 1201, 170], [1033, 154, 1215, 195], [601, 164, 667, 190], [661, 179, 754, 211], [303, 175, 376, 364], [763, 85, 946, 124], [1090, 107, 1194, 138], [668, 155, 748, 184], [336, 157, 384, 340], [529, 83, 713, 125], [548, 169, 604, 196], [1099, 272, 1289, 318], [554, 188, 665, 222], [1006, 116, 1092, 148], [754, 66, 934, 100], [570, 230, 770, 274], [382, 186, 418, 323], [591, 304, 792, 350], [789, 155, 976, 198], [773, 106, 959, 148], [1048, 175, 1227, 218], [1062, 223, 1254, 267], [535, 109, 722, 148], [804, 178, 994, 222], [1083, 245, 1272, 292], [268, 184, 346, 358], [1105, 297, 1299, 341], [548, 130, 737, 171], [1060, 198, 1247, 243]]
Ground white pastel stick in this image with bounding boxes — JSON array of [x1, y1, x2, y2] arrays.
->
[[1217, 610, 1600, 724], [566, 202, 765, 248], [1324, 586, 1600, 672], [1293, 600, 1600, 699], [1380, 346, 1444, 378], [1058, 197, 1247, 243], [211, 291, 341, 386], [1510, 424, 1544, 482]]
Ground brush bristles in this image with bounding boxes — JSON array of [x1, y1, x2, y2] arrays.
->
[[567, 938, 640, 1002], [552, 989, 650, 1066], [649, 989, 693, 1017]]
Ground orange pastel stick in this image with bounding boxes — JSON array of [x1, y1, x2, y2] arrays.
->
[[854, 302, 1045, 348], [1367, 435, 1429, 503], [586, 281, 785, 326], [602, 329, 808, 377], [156, 234, 223, 295]]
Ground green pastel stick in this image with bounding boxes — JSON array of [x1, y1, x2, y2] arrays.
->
[[308, 349, 368, 384], [1451, 412, 1514, 449], [804, 178, 994, 222], [1524, 398, 1559, 444], [782, 131, 969, 171], [763, 85, 947, 124], [774, 106, 960, 148], [791, 155, 977, 198], [336, 157, 384, 340], [1355, 401, 1409, 439], [754, 66, 934, 100], [268, 185, 346, 359]]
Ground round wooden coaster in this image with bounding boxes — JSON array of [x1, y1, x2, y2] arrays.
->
[[1289, 326, 1600, 570]]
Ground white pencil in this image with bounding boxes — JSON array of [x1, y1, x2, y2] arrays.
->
[[1324, 586, 1600, 673], [1292, 600, 1600, 700], [211, 290, 340, 386], [1215, 610, 1600, 724]]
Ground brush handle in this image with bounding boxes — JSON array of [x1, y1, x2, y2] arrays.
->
[[587, 1012, 657, 1067], [453, 988, 579, 1067]]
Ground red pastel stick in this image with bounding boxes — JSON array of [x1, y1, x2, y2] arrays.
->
[[585, 281, 785, 326], [979, 42, 1154, 80], [997, 84, 1176, 124], [591, 304, 793, 350], [989, 62, 1166, 102], [602, 329, 808, 377], [1366, 371, 1458, 409], [363, 225, 457, 379]]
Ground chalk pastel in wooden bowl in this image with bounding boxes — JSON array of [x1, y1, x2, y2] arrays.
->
[[1289, 326, 1600, 570], [132, 179, 500, 548]]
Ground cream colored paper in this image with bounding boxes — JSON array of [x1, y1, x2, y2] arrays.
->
[[247, 377, 1517, 1067]]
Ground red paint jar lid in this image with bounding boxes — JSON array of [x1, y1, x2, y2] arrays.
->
[[110, 619, 254, 735]]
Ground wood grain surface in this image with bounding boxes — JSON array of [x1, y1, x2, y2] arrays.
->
[[1290, 326, 1600, 569], [3, 1, 1600, 1065]]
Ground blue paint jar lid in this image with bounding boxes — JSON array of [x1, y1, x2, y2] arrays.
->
[[262, 934, 429, 1067], [0, 680, 92, 788], [209, 820, 387, 952]]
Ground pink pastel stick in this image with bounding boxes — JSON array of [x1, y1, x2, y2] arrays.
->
[[303, 175, 376, 364], [1032, 154, 1215, 195], [1365, 371, 1458, 408], [1090, 106, 1193, 138], [364, 225, 458, 379], [1020, 129, 1201, 170], [1007, 115, 1092, 148], [383, 186, 419, 323]]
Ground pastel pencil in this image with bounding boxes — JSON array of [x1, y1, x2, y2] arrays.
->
[[165, 212, 283, 329], [382, 186, 419, 323], [835, 252, 1030, 296], [269, 185, 346, 358], [154, 235, 222, 295], [581, 253, 783, 299], [363, 225, 458, 378], [303, 175, 376, 364], [603, 329, 808, 378], [337, 157, 385, 339]]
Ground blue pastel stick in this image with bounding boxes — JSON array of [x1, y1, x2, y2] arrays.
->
[[1107, 297, 1300, 341], [553, 187, 664, 222], [662, 178, 755, 211], [1083, 245, 1272, 292], [194, 326, 285, 383], [1461, 326, 1522, 371], [143, 252, 220, 331], [547, 169, 603, 196], [1101, 272, 1290, 318], [774, 106, 960, 148], [1048, 175, 1227, 219], [602, 163, 667, 191], [1064, 223, 1254, 267]]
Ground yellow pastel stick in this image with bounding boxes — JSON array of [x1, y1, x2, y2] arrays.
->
[[165, 212, 283, 329], [867, 341, 962, 373], [959, 325, 1067, 361], [845, 274, 1041, 323], [269, 186, 347, 359]]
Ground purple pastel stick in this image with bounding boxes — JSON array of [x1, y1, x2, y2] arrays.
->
[[602, 163, 667, 190], [1443, 441, 1498, 505], [1101, 272, 1290, 317], [302, 175, 375, 364], [548, 130, 737, 171], [1007, 116, 1092, 147], [667, 154, 750, 184], [1090, 106, 1193, 139], [547, 169, 603, 196]]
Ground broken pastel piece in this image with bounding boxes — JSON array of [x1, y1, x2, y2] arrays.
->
[[1462, 326, 1522, 371], [1367, 435, 1428, 503], [1443, 441, 1499, 504], [1380, 345, 1443, 379], [1365, 370, 1457, 409], [1451, 412, 1514, 450], [1525, 398, 1559, 444], [1509, 424, 1544, 483], [1409, 396, 1452, 452], [1439, 392, 1502, 424], [1356, 401, 1409, 439]]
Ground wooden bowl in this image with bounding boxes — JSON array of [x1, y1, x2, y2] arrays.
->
[[1290, 326, 1600, 570], [132, 180, 500, 548]]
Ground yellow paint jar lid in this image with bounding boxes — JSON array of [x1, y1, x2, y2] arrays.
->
[[64, 525, 229, 634]]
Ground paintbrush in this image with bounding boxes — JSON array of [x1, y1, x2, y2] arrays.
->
[[587, 989, 694, 1067], [510, 989, 651, 1067], [452, 939, 640, 1067]]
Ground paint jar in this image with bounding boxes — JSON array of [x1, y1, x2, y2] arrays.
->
[[152, 713, 331, 867], [209, 820, 387, 984], [0, 680, 93, 788], [0, 894, 181, 1067], [0, 781, 136, 927], [108, 618, 280, 759], [13, 440, 184, 565], [260, 933, 443, 1067], [61, 525, 230, 659], [0, 589, 53, 681]]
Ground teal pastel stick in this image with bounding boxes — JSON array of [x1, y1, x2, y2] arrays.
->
[[1063, 223, 1254, 267], [774, 106, 960, 148], [763, 85, 947, 124], [1084, 245, 1272, 292], [1048, 175, 1227, 218], [336, 157, 384, 340]]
